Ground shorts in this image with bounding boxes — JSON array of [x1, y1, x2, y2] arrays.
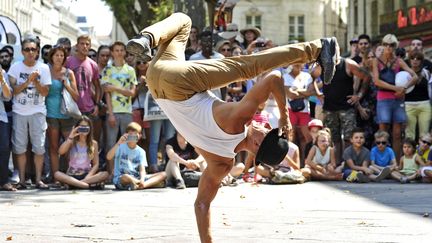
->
[[82, 110, 100, 122], [12, 113, 47, 155], [421, 166, 432, 177], [68, 173, 88, 181], [323, 108, 356, 142], [47, 117, 75, 133], [376, 99, 407, 124], [288, 109, 311, 126]]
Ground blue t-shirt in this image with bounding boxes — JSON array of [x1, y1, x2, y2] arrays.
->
[[46, 79, 69, 119], [113, 144, 147, 185], [370, 146, 395, 167]]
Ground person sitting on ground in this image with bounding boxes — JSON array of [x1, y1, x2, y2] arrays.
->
[[416, 133, 431, 162], [125, 12, 339, 242], [368, 130, 397, 182], [390, 138, 425, 183], [342, 128, 372, 183], [302, 130, 343, 181], [420, 148, 432, 183], [303, 118, 324, 168], [107, 122, 166, 190], [55, 116, 109, 189], [165, 131, 206, 189]]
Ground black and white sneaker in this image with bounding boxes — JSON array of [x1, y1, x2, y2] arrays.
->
[[374, 167, 391, 182], [126, 34, 153, 62], [356, 172, 370, 183], [318, 37, 340, 85]]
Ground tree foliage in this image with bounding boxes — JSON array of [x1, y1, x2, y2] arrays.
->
[[103, 0, 218, 38]]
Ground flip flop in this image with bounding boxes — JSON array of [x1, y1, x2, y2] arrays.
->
[[35, 182, 50, 190], [15, 182, 27, 190]]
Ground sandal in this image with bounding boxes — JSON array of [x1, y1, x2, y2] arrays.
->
[[89, 183, 105, 190], [15, 182, 27, 190], [1, 183, 17, 191], [35, 182, 50, 190]]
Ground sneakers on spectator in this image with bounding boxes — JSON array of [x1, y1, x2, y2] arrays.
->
[[400, 176, 408, 184], [346, 171, 358, 182], [356, 172, 370, 183], [9, 170, 19, 184], [126, 34, 153, 62], [374, 167, 391, 182], [175, 179, 186, 189], [318, 37, 340, 84]]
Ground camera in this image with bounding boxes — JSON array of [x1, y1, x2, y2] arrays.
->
[[77, 126, 90, 133], [126, 134, 139, 142], [255, 37, 266, 48]]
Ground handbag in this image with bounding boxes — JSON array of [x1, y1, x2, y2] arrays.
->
[[60, 69, 82, 119], [288, 98, 305, 112], [143, 91, 168, 121]]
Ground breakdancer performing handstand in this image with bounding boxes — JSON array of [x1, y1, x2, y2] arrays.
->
[[126, 12, 339, 243]]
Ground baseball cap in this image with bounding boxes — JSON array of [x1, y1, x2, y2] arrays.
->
[[308, 119, 323, 129], [255, 129, 289, 166]]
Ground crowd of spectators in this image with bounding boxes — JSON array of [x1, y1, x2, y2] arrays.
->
[[0, 23, 432, 192]]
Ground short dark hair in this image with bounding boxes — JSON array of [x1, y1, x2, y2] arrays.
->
[[358, 34, 370, 43], [21, 37, 39, 48], [200, 31, 213, 39], [410, 50, 424, 60], [350, 127, 364, 138], [403, 137, 416, 148], [110, 41, 126, 51], [97, 45, 110, 55], [56, 37, 71, 46], [1, 45, 14, 56], [0, 48, 11, 57]]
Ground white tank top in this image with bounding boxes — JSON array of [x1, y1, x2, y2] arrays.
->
[[156, 91, 247, 158], [313, 145, 331, 166]]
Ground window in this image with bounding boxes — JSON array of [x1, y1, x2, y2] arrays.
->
[[400, 0, 407, 9], [384, 0, 394, 13], [288, 15, 305, 41], [246, 15, 261, 30]]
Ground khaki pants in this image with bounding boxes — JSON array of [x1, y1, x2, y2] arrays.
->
[[142, 13, 323, 101]]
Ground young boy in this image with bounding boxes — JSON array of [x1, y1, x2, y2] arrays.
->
[[342, 128, 388, 183], [107, 122, 166, 190], [369, 131, 397, 181]]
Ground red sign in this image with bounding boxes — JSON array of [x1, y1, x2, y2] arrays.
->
[[397, 6, 432, 28]]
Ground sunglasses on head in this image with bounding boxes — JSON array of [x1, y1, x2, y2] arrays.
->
[[23, 47, 38, 53], [421, 140, 432, 146], [376, 141, 387, 145], [382, 43, 396, 48]]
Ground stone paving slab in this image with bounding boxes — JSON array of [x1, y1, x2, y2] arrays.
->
[[1, 182, 431, 242]]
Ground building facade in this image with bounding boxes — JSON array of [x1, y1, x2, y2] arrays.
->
[[232, 0, 349, 51], [347, 0, 432, 57]]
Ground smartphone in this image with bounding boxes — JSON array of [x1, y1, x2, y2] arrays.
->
[[126, 134, 139, 142], [255, 41, 265, 48], [77, 126, 90, 133]]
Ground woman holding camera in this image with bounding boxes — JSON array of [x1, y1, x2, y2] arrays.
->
[[46, 45, 79, 184], [54, 116, 108, 189]]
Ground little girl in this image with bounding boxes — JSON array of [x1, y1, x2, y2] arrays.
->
[[391, 138, 425, 183], [302, 130, 343, 180], [54, 116, 109, 189]]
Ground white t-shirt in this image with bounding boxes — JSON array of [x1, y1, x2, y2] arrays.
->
[[8, 61, 51, 116], [283, 71, 312, 113]]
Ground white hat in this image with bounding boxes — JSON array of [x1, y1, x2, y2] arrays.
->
[[218, 23, 239, 39]]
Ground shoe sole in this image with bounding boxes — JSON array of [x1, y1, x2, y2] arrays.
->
[[321, 37, 340, 85], [356, 173, 370, 183], [375, 167, 391, 182]]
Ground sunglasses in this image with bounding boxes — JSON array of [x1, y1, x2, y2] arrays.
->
[[136, 61, 147, 65], [382, 43, 396, 48], [221, 48, 231, 52], [376, 141, 387, 145], [23, 48, 38, 53], [421, 140, 432, 146]]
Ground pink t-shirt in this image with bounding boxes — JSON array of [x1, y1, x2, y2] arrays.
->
[[65, 56, 99, 113], [67, 144, 92, 174], [377, 58, 400, 101], [252, 111, 270, 127]]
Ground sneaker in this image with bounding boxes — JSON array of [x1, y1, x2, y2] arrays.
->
[[400, 176, 408, 184], [9, 170, 19, 184], [374, 167, 391, 182], [175, 179, 186, 189], [346, 171, 358, 182], [318, 37, 340, 84], [356, 172, 370, 183], [126, 34, 153, 62]]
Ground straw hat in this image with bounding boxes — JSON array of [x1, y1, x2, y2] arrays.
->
[[240, 26, 261, 38]]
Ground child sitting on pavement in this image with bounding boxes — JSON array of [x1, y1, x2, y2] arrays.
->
[[303, 118, 324, 168], [302, 130, 343, 181], [55, 116, 109, 190], [107, 122, 166, 190], [416, 133, 431, 162], [369, 130, 396, 182], [391, 138, 425, 183], [421, 151, 432, 183], [342, 128, 372, 183]]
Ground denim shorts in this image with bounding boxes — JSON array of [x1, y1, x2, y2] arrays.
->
[[376, 99, 407, 124]]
